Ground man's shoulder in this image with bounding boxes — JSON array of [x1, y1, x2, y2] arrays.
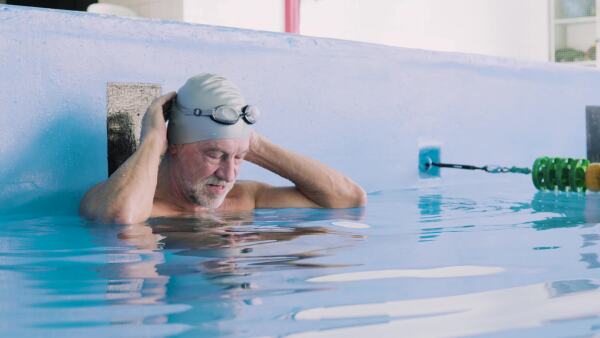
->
[[230, 180, 270, 196], [216, 180, 269, 211]]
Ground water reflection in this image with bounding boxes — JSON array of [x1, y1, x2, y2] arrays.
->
[[0, 216, 193, 337], [529, 191, 589, 230], [291, 279, 600, 338], [582, 234, 600, 248], [307, 265, 505, 283], [104, 208, 366, 336], [580, 253, 600, 269], [0, 207, 365, 337], [417, 194, 443, 242], [417, 190, 600, 243], [130, 209, 365, 274], [13, 185, 600, 337]]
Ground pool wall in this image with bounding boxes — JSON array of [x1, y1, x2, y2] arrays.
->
[[1, 4, 600, 212]]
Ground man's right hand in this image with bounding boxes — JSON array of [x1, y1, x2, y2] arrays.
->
[[80, 92, 177, 224], [140, 92, 177, 154]]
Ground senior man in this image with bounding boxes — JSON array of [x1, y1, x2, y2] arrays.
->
[[80, 73, 366, 224]]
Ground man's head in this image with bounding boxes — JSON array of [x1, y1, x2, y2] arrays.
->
[[167, 138, 249, 209], [167, 73, 254, 144], [166, 73, 255, 208]]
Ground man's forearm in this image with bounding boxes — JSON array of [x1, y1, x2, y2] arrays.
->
[[246, 134, 366, 208], [80, 133, 164, 223]]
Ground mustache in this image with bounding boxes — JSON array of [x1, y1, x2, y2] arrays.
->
[[203, 176, 230, 186]]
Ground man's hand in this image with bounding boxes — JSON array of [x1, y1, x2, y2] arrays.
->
[[80, 92, 176, 224], [243, 131, 367, 209], [141, 92, 176, 154], [246, 130, 263, 163]]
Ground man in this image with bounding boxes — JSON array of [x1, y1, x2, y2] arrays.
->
[[80, 73, 366, 224]]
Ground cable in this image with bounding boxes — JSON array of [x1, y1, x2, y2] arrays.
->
[[426, 162, 531, 175]]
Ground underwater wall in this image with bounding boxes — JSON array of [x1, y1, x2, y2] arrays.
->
[[1, 4, 600, 212]]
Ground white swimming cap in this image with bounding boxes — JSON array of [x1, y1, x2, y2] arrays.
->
[[167, 73, 253, 144]]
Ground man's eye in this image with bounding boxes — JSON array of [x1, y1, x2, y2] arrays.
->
[[207, 152, 222, 159]]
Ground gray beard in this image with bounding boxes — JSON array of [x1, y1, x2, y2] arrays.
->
[[187, 190, 224, 209]]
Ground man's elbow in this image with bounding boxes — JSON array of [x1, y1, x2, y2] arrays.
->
[[325, 185, 367, 208], [79, 183, 150, 224], [355, 187, 368, 207], [101, 203, 150, 224], [103, 210, 142, 224], [347, 185, 367, 207], [80, 201, 147, 225]]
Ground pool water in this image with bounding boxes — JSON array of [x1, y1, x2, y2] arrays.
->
[[3, 178, 600, 337]]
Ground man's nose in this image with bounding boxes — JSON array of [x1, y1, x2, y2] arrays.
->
[[216, 158, 237, 182]]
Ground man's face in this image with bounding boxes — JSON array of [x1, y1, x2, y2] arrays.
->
[[169, 138, 250, 208]]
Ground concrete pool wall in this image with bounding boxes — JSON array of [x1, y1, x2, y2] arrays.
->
[[1, 4, 600, 212]]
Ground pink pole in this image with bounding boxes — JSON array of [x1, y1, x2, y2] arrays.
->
[[285, 0, 300, 34]]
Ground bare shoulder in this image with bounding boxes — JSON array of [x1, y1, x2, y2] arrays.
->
[[230, 180, 270, 195], [222, 180, 268, 209], [150, 199, 185, 218], [219, 180, 300, 210], [231, 180, 320, 209]]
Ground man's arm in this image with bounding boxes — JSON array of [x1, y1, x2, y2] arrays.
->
[[79, 92, 175, 224], [244, 132, 367, 209]]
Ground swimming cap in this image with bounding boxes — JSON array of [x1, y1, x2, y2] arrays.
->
[[167, 73, 252, 144]]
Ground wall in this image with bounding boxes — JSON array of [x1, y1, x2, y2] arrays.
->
[[1, 5, 600, 213], [98, 0, 550, 62], [300, 0, 550, 62], [99, 0, 284, 31], [99, 0, 183, 20], [183, 0, 283, 32]]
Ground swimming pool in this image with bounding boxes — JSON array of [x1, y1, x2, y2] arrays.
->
[[3, 177, 600, 337], [3, 4, 600, 337]]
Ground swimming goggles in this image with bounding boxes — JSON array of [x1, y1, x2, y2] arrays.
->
[[177, 103, 259, 125]]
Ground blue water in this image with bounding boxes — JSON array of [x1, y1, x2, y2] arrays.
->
[[3, 179, 600, 337]]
